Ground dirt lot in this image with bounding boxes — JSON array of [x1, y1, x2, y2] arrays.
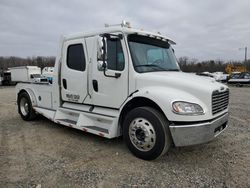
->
[[0, 86, 249, 188]]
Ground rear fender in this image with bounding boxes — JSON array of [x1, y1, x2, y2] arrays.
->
[[18, 88, 38, 107]]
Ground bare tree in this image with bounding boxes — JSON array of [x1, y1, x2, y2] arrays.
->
[[0, 56, 56, 70]]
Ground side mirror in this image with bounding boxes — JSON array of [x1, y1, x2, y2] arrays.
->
[[97, 61, 107, 71], [97, 37, 107, 62], [96, 33, 122, 79]]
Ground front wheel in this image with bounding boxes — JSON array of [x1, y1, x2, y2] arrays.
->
[[18, 92, 37, 121], [123, 107, 172, 160]]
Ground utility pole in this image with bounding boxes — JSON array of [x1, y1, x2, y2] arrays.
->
[[239, 46, 248, 65], [245, 47, 247, 63]]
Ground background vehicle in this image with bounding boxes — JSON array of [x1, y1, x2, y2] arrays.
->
[[227, 72, 250, 86], [15, 22, 229, 160], [0, 75, 2, 86], [196, 72, 214, 78], [225, 64, 247, 74], [9, 66, 41, 83], [42, 67, 54, 83], [197, 72, 228, 82], [30, 74, 48, 83], [211, 72, 228, 82], [0, 70, 12, 86]]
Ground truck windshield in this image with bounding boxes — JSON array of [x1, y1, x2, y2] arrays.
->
[[128, 34, 180, 73]]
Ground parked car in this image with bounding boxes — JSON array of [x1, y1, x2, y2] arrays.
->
[[227, 72, 250, 86], [197, 72, 228, 82], [211, 72, 229, 83]]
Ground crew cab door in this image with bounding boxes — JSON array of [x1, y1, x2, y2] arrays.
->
[[87, 34, 129, 108], [61, 39, 88, 103]]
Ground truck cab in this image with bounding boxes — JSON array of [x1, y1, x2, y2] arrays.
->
[[16, 22, 229, 160]]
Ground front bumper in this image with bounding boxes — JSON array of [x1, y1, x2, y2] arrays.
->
[[169, 113, 229, 147]]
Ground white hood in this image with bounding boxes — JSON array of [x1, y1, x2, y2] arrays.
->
[[135, 71, 227, 108]]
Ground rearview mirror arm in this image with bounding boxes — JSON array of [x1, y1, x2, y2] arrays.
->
[[101, 35, 121, 79]]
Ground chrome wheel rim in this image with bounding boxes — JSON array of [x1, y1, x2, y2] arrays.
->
[[20, 97, 29, 116], [129, 118, 156, 152]]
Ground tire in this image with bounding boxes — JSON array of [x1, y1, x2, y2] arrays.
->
[[123, 107, 172, 160], [18, 92, 37, 121]]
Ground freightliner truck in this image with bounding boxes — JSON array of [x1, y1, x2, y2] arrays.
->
[[16, 22, 229, 160]]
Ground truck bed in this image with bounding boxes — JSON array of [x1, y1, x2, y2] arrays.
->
[[16, 82, 54, 110]]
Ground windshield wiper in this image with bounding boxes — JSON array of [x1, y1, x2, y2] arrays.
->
[[135, 64, 160, 67], [165, 69, 180, 71], [135, 64, 180, 71], [135, 64, 165, 70]]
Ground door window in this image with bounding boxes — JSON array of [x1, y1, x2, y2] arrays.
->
[[107, 39, 125, 71], [67, 44, 86, 71]]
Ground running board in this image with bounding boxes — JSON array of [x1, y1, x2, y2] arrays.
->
[[33, 107, 56, 121], [83, 126, 109, 134], [55, 119, 77, 127], [53, 107, 120, 138], [55, 119, 109, 134]]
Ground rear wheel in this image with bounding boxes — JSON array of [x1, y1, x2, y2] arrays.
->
[[18, 92, 37, 121], [123, 107, 172, 160]]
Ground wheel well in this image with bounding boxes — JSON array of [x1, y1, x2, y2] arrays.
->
[[119, 97, 166, 129], [17, 89, 36, 106], [17, 89, 27, 99]]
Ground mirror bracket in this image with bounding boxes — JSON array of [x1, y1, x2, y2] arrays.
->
[[103, 70, 121, 79], [100, 33, 123, 40], [98, 33, 122, 79]]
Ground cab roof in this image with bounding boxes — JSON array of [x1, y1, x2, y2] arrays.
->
[[63, 26, 176, 45]]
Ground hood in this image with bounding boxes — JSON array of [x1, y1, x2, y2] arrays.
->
[[135, 72, 227, 101]]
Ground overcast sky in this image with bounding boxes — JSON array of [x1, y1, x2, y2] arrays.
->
[[0, 0, 249, 61]]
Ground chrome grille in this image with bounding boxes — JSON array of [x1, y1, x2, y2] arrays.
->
[[212, 89, 229, 115]]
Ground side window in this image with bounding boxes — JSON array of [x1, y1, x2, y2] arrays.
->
[[107, 39, 125, 71], [244, 73, 250, 79], [67, 44, 86, 71]]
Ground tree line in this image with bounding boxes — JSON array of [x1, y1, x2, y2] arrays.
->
[[0, 56, 249, 73], [0, 56, 55, 71], [177, 57, 249, 73]]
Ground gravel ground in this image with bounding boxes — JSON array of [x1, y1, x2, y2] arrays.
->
[[0, 86, 249, 188]]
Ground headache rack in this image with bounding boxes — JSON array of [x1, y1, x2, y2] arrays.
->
[[212, 89, 229, 115]]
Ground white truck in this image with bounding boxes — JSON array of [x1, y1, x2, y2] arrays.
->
[[16, 22, 229, 160], [9, 66, 43, 83]]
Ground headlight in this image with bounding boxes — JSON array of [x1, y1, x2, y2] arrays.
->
[[172, 101, 204, 115]]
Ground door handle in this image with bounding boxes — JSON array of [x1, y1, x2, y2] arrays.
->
[[62, 79, 67, 89], [92, 80, 98, 92]]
